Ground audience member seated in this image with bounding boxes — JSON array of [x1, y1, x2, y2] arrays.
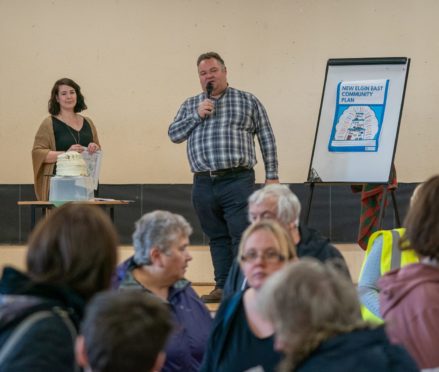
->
[[358, 185, 423, 323], [112, 210, 212, 372], [259, 259, 419, 372], [380, 174, 439, 370], [76, 290, 173, 372], [200, 220, 297, 372], [224, 184, 350, 298], [358, 227, 418, 323], [0, 204, 118, 371]]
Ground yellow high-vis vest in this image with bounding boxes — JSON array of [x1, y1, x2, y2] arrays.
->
[[359, 228, 419, 323]]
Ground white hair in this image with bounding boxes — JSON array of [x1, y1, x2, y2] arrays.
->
[[248, 184, 301, 226]]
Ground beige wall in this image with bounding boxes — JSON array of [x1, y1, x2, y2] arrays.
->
[[1, 0, 437, 184]]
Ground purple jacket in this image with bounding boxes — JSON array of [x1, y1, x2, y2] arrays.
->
[[379, 262, 439, 369], [113, 257, 212, 372]]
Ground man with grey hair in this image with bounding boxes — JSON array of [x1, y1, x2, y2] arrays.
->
[[223, 184, 350, 298]]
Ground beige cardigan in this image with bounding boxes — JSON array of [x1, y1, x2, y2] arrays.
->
[[31, 116, 100, 200]]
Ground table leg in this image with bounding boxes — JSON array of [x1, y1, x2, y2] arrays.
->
[[110, 207, 115, 222], [31, 206, 36, 230]]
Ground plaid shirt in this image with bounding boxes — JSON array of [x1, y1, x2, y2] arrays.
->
[[168, 87, 278, 179]]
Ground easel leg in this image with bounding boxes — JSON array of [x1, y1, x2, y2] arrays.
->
[[390, 189, 401, 227], [305, 183, 315, 226], [378, 187, 388, 229]]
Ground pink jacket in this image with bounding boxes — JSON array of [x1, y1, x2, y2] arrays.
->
[[379, 262, 439, 369]]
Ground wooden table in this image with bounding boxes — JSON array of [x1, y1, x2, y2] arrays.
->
[[17, 200, 131, 229]]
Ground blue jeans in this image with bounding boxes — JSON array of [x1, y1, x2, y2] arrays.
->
[[192, 169, 255, 288]]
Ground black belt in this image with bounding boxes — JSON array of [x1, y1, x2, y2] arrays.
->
[[194, 166, 251, 178]]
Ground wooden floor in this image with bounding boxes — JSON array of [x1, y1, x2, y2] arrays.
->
[[0, 243, 364, 314], [193, 284, 218, 312], [0, 243, 364, 282]]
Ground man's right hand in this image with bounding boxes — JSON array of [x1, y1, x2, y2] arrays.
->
[[197, 99, 214, 119]]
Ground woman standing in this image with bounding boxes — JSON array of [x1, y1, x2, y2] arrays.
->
[[200, 220, 297, 372], [32, 78, 100, 200]]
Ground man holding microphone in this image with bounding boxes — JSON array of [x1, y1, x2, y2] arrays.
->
[[169, 52, 279, 302]]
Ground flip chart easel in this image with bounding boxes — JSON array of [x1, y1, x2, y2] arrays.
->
[[305, 57, 410, 229]]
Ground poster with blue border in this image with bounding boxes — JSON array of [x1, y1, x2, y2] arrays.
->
[[328, 79, 389, 152]]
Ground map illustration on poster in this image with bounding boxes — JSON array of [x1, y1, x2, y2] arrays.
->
[[328, 79, 389, 152]]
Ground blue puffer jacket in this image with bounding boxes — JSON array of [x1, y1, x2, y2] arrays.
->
[[113, 257, 213, 372]]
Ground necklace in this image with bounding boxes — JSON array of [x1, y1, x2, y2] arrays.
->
[[66, 125, 80, 144], [59, 114, 81, 145]]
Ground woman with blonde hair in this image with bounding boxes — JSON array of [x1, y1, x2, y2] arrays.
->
[[259, 259, 418, 372], [200, 219, 297, 372]]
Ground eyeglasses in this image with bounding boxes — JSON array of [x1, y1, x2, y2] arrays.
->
[[241, 250, 285, 264]]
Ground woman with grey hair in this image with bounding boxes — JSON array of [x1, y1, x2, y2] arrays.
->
[[113, 210, 212, 372], [258, 259, 418, 372]]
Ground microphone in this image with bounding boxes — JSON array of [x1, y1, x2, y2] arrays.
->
[[206, 82, 213, 99]]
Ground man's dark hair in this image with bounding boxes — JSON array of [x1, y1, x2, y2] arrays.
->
[[48, 77, 88, 115], [81, 290, 173, 372], [197, 52, 226, 67]]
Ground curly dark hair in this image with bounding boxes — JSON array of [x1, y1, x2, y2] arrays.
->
[[404, 174, 439, 260], [48, 78, 87, 115], [196, 52, 226, 67]]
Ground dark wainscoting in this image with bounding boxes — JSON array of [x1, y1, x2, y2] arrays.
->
[[4, 183, 417, 245]]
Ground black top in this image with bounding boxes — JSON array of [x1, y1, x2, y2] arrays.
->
[[217, 298, 281, 372], [52, 116, 94, 151]]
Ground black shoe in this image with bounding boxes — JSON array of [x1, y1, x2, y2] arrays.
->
[[201, 288, 223, 303]]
